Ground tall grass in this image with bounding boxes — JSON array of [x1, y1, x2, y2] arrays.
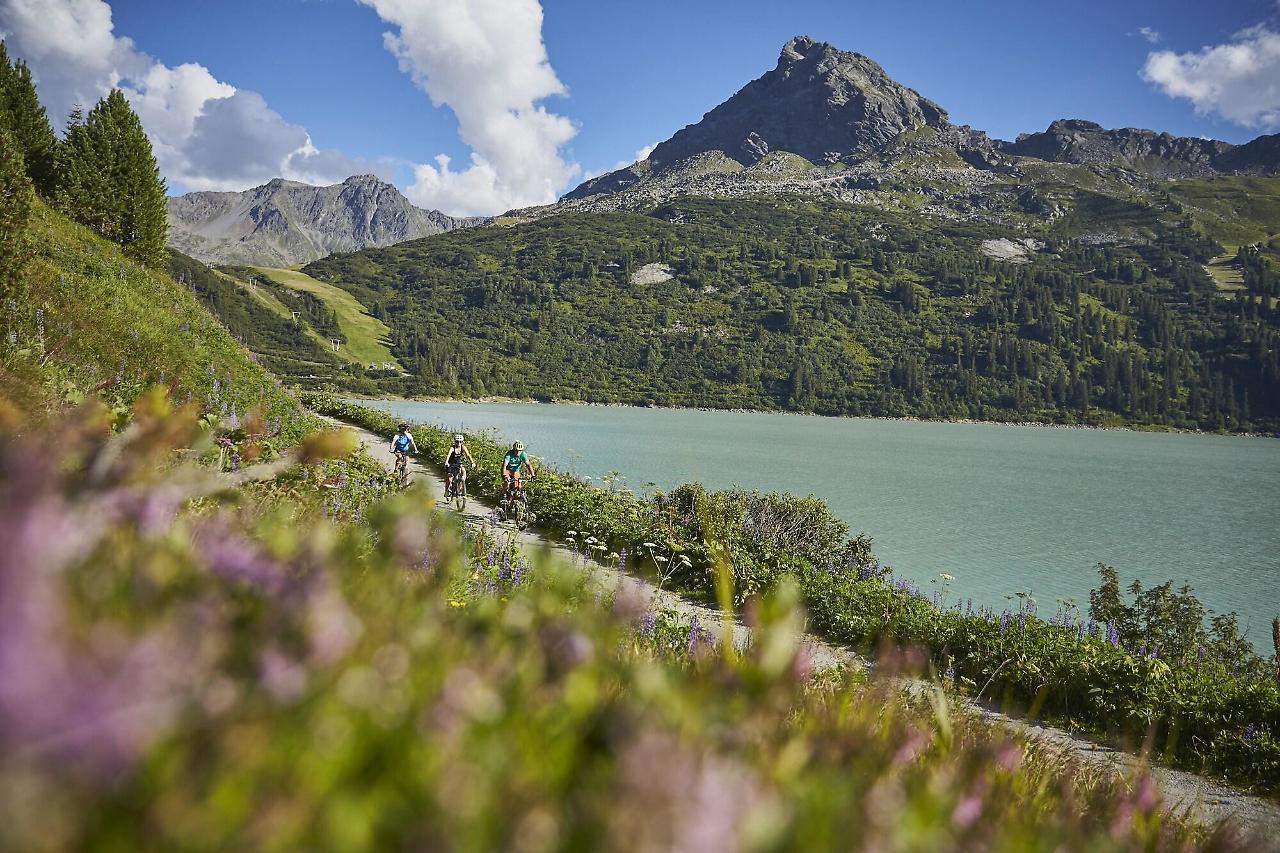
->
[[0, 393, 1253, 850]]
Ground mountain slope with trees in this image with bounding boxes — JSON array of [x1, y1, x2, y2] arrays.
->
[[304, 194, 1279, 432], [0, 43, 305, 434]]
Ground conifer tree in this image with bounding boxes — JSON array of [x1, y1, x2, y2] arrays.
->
[[0, 129, 34, 305], [0, 41, 57, 195], [57, 89, 168, 267]]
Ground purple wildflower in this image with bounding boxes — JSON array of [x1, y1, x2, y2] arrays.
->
[[1243, 724, 1256, 743], [639, 611, 656, 638], [999, 611, 1011, 635], [198, 524, 288, 594]]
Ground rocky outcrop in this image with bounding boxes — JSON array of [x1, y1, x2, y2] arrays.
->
[[167, 174, 487, 266], [1215, 133, 1280, 175], [1001, 120, 1231, 178], [567, 36, 969, 202], [1001, 120, 1280, 178], [649, 35, 948, 168]]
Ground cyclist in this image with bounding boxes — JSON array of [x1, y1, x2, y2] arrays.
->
[[389, 423, 418, 472], [501, 440, 535, 500], [444, 433, 475, 497]]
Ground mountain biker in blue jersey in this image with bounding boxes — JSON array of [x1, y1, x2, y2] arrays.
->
[[501, 440, 535, 499], [389, 423, 418, 469]]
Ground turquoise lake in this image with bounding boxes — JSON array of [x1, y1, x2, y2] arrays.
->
[[364, 399, 1280, 651]]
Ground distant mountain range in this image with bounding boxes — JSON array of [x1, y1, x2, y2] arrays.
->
[[167, 174, 486, 266], [544, 36, 1279, 219]]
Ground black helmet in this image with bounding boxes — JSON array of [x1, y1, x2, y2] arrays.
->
[[398, 423, 409, 432]]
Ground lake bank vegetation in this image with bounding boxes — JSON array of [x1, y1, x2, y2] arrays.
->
[[306, 393, 1280, 794]]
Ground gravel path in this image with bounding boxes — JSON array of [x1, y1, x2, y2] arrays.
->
[[329, 416, 1280, 843]]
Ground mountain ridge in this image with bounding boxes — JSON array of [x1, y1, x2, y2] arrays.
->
[[167, 174, 486, 266], [555, 36, 1279, 219]]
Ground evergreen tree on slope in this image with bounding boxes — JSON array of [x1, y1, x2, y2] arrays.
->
[[58, 89, 167, 267], [0, 41, 57, 195], [0, 129, 34, 305]]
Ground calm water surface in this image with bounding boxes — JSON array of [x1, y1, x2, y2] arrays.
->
[[364, 399, 1280, 650]]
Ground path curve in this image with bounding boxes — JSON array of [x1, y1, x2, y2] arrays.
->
[[326, 416, 1280, 843]]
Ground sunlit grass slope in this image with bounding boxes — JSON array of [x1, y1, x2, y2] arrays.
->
[[1171, 176, 1280, 251], [2, 198, 310, 439], [254, 266, 400, 368]]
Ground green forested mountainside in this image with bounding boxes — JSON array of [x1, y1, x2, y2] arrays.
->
[[304, 195, 1280, 432]]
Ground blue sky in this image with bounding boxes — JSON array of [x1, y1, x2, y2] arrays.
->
[[4, 0, 1279, 214]]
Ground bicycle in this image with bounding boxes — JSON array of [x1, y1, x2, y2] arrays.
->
[[392, 450, 411, 488], [497, 475, 534, 529], [445, 464, 468, 512]]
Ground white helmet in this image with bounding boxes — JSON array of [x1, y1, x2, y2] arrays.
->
[[453, 434, 464, 442]]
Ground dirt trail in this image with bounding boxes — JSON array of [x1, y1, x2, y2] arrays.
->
[[328, 416, 1280, 841]]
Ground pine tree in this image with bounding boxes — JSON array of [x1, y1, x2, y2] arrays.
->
[[0, 129, 34, 305], [0, 41, 57, 195], [57, 89, 168, 267]]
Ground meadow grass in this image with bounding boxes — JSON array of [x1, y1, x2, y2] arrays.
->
[[255, 266, 400, 368]]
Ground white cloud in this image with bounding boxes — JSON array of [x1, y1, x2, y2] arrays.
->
[[356, 0, 579, 215], [1137, 26, 1161, 45], [1142, 25, 1280, 128], [0, 0, 378, 193]]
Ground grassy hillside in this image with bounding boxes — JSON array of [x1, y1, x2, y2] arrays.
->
[[1, 198, 311, 439], [254, 266, 401, 368], [169, 252, 343, 381], [1171, 176, 1280, 251], [303, 195, 1280, 432]]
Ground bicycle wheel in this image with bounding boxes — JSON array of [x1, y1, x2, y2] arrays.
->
[[513, 493, 529, 529], [454, 477, 467, 512]]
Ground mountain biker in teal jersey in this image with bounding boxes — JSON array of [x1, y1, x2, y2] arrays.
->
[[389, 423, 418, 467], [501, 440, 535, 498]]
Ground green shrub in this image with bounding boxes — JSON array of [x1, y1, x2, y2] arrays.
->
[[305, 395, 1280, 792], [0, 129, 32, 303]]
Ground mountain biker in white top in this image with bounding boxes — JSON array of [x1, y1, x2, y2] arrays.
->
[[389, 423, 418, 471], [444, 434, 475, 497]]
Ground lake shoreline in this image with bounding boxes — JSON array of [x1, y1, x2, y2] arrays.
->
[[342, 393, 1277, 440]]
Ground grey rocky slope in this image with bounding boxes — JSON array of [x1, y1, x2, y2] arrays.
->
[[167, 174, 486, 266], [1001, 118, 1279, 178], [543, 36, 1278, 223]]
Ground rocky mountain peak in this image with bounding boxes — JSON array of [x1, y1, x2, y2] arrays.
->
[[641, 36, 949, 172], [167, 176, 487, 266], [779, 35, 821, 62]]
